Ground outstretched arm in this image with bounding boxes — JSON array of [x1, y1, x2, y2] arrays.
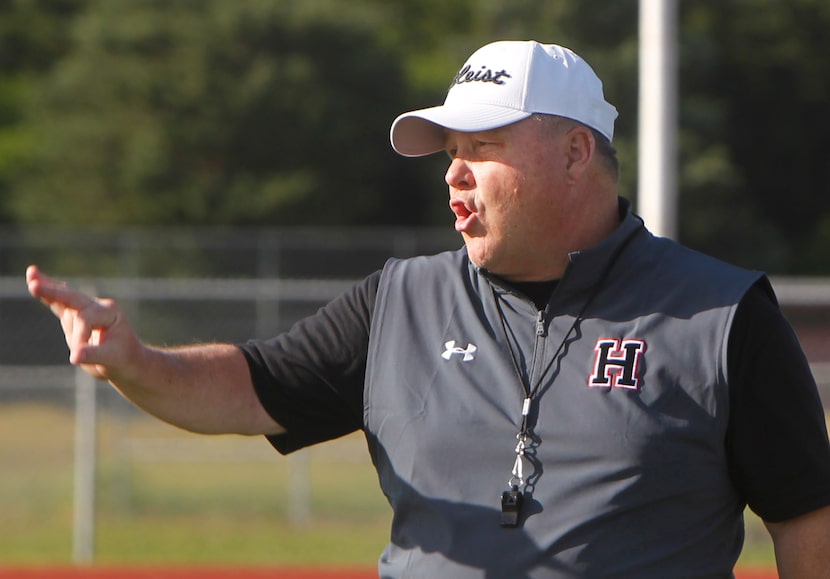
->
[[26, 265, 284, 436]]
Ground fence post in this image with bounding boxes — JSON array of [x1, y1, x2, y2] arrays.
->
[[256, 232, 312, 524], [72, 281, 100, 565], [288, 450, 311, 525], [73, 365, 97, 564]]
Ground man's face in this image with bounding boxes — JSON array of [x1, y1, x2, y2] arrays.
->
[[443, 117, 573, 281]]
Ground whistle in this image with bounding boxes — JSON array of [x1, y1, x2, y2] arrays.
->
[[500, 485, 523, 527]]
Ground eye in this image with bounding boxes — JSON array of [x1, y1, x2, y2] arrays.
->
[[475, 139, 499, 151]]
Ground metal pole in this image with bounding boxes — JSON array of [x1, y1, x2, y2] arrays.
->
[[288, 450, 312, 525], [255, 231, 282, 339], [73, 366, 97, 564], [638, 0, 678, 239], [255, 233, 311, 524]]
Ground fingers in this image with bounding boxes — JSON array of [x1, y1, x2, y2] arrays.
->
[[67, 299, 120, 364], [27, 265, 95, 312], [26, 265, 121, 367]]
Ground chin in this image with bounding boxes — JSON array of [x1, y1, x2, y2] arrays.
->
[[464, 249, 488, 270], [463, 239, 503, 273], [468, 254, 502, 275]]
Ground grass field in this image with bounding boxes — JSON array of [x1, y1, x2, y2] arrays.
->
[[0, 402, 776, 572], [1, 402, 391, 567]]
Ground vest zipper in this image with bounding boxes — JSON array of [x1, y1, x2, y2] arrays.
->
[[535, 309, 546, 337], [527, 309, 548, 398]]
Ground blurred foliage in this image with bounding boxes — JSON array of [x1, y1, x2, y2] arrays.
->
[[0, 0, 828, 273], [677, 0, 830, 272], [3, 1, 423, 226]]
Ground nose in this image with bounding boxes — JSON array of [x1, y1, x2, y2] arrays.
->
[[445, 157, 475, 190]]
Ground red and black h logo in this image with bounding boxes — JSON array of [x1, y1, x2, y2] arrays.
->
[[588, 338, 647, 390]]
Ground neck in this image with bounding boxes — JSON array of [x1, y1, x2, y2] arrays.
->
[[513, 193, 620, 283], [559, 186, 620, 248]]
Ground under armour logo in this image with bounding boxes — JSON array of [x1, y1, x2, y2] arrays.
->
[[588, 338, 646, 390], [442, 340, 477, 362]]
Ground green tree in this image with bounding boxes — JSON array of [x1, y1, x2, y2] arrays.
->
[[3, 0, 829, 273], [0, 0, 86, 222], [5, 0, 643, 229], [677, 0, 830, 273], [718, 0, 830, 273], [7, 0, 427, 226]]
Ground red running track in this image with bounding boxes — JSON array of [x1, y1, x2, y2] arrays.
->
[[0, 567, 778, 578], [1, 570, 367, 579]]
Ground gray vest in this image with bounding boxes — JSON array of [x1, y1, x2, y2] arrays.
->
[[364, 209, 763, 578]]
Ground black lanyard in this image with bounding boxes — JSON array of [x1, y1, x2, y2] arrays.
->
[[490, 221, 643, 527]]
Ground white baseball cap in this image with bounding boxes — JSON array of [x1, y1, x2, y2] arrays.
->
[[390, 40, 618, 157]]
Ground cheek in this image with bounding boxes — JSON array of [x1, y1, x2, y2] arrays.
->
[[488, 168, 525, 207], [478, 163, 544, 226]]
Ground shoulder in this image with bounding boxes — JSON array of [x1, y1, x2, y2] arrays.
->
[[609, 201, 764, 306], [371, 248, 481, 325], [633, 230, 765, 303], [377, 247, 470, 292], [647, 233, 757, 278], [380, 247, 469, 275]]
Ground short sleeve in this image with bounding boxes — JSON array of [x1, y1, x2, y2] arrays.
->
[[726, 281, 830, 522], [237, 271, 380, 454]]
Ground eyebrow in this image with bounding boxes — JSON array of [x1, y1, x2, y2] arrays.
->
[[442, 126, 508, 146]]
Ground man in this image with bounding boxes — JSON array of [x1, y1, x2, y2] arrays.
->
[[27, 40, 830, 577]]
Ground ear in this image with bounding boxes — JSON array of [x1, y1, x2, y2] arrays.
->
[[564, 125, 596, 182]]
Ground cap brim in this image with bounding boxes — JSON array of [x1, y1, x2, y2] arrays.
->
[[390, 104, 532, 157]]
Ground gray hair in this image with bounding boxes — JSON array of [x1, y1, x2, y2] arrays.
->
[[532, 113, 619, 182]]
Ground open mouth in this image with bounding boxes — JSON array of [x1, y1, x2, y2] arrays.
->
[[450, 198, 477, 232]]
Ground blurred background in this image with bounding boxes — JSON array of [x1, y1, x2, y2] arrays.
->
[[0, 0, 828, 571]]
